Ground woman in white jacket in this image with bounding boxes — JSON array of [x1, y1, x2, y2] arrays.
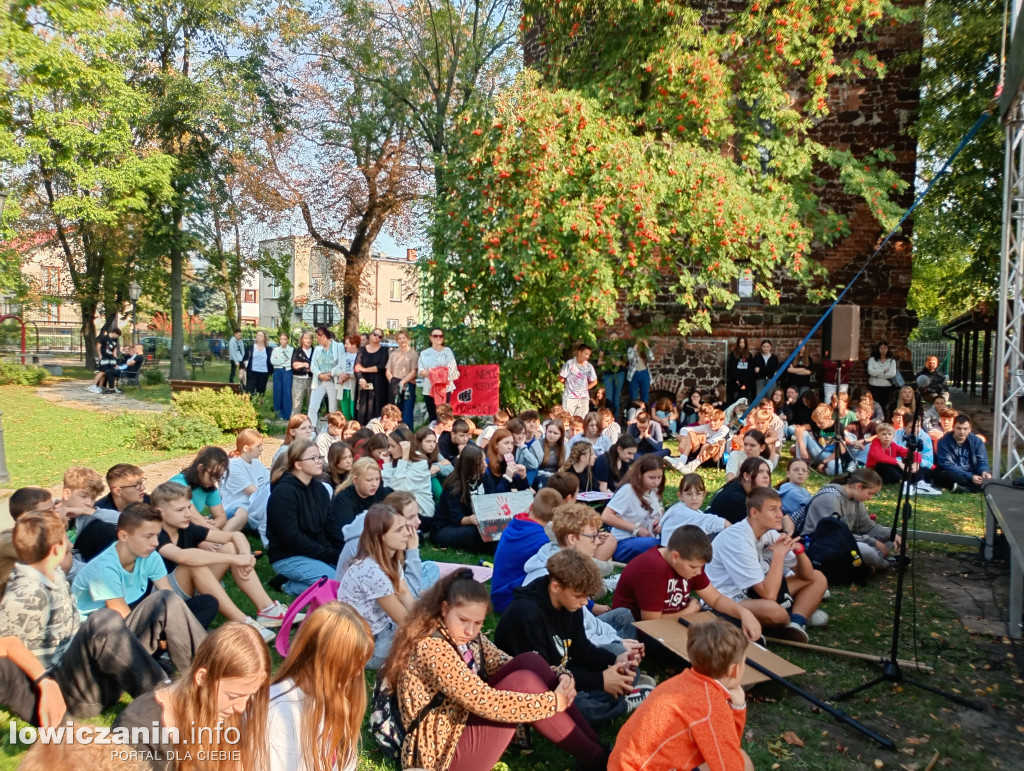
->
[[267, 602, 372, 771], [866, 341, 898, 411], [308, 326, 344, 429]]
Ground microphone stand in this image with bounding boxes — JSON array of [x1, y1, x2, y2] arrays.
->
[[833, 378, 984, 715]]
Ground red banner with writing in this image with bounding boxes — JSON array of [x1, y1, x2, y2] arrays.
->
[[452, 365, 500, 416]]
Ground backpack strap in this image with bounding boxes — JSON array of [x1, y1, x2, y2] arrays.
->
[[274, 576, 329, 657]]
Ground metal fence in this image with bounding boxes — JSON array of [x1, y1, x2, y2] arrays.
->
[[907, 342, 953, 373], [0, 321, 85, 358]]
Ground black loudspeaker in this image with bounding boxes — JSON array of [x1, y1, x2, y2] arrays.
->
[[829, 305, 861, 361]]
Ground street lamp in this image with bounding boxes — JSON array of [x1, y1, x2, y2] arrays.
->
[[128, 280, 141, 346], [0, 189, 10, 484]]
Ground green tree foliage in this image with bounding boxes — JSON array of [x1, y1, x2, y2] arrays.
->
[[424, 0, 912, 408], [0, 0, 175, 367], [910, 0, 1003, 327]]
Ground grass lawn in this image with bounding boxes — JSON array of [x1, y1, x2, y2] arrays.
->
[[0, 385, 182, 489], [0, 393, 1015, 769]]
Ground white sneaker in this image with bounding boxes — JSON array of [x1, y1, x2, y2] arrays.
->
[[916, 480, 942, 496], [85, 385, 102, 393], [663, 456, 687, 473], [256, 600, 303, 629], [901, 482, 916, 496], [808, 609, 829, 627], [822, 589, 831, 601], [602, 574, 621, 594], [244, 616, 277, 643], [624, 683, 654, 713]]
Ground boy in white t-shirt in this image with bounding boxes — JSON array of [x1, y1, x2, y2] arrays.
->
[[704, 488, 828, 643], [559, 344, 598, 418]]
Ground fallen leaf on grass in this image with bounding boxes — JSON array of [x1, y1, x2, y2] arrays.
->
[[906, 736, 929, 745], [782, 731, 804, 747], [767, 737, 793, 760]]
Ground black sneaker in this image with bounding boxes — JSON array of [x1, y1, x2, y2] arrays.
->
[[625, 683, 654, 713], [774, 621, 809, 643], [886, 554, 912, 572]]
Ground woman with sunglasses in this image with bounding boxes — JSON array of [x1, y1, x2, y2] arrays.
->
[[355, 328, 391, 424], [267, 440, 343, 596], [417, 327, 460, 424]]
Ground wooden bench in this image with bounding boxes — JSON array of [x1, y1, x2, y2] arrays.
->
[[189, 354, 206, 377], [169, 379, 242, 395]]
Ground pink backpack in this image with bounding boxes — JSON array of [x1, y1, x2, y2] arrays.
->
[[274, 576, 340, 657]]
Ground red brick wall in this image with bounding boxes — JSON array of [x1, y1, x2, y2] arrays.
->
[[526, 2, 922, 396]]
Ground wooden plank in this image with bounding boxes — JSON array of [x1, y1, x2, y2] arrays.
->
[[635, 612, 804, 687]]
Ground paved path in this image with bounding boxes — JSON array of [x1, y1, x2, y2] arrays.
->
[[34, 380, 167, 413]]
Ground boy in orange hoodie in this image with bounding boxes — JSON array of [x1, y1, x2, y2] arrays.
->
[[609, 619, 753, 771]]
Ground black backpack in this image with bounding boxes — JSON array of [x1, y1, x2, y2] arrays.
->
[[806, 515, 867, 585]]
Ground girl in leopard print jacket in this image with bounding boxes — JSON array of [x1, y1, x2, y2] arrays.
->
[[378, 569, 608, 771]]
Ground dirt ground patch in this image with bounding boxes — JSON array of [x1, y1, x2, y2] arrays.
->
[[35, 380, 166, 413]]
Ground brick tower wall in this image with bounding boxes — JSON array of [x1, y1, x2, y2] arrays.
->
[[526, 2, 923, 397]]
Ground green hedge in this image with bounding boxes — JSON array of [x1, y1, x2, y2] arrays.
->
[[0, 361, 48, 386], [172, 388, 259, 432]]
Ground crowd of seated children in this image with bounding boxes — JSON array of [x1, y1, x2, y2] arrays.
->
[[567, 411, 613, 457], [626, 411, 670, 458], [706, 488, 828, 644], [223, 429, 270, 520], [315, 410, 347, 458], [490, 488, 562, 613], [483, 428, 531, 493], [496, 550, 650, 725], [934, 414, 991, 493], [724, 429, 775, 482]]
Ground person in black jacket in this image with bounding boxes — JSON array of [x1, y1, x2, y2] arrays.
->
[[240, 330, 274, 395], [267, 440, 343, 595], [752, 339, 780, 398], [494, 550, 649, 724], [432, 445, 495, 552]]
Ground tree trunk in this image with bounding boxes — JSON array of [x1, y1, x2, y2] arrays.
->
[[80, 299, 98, 370], [169, 211, 186, 379]]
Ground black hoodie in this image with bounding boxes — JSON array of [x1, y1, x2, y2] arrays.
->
[[493, 575, 615, 693], [266, 472, 343, 566]]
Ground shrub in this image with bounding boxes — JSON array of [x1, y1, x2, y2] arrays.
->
[[134, 414, 225, 451], [0, 361, 48, 386], [173, 388, 259, 432], [143, 368, 165, 386]]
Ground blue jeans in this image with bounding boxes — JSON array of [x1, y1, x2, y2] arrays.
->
[[613, 536, 660, 563], [400, 384, 417, 428], [272, 369, 293, 419], [628, 369, 650, 405], [603, 371, 625, 417], [272, 556, 337, 596], [573, 689, 628, 725]]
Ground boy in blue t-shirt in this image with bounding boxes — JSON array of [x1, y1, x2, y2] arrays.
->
[[72, 503, 208, 672]]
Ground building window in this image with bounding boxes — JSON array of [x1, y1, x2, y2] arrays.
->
[[243, 289, 257, 303], [390, 279, 402, 301], [270, 317, 278, 328], [407, 317, 415, 327], [41, 301, 59, 323], [387, 318, 399, 330], [42, 266, 60, 295], [267, 278, 280, 299]]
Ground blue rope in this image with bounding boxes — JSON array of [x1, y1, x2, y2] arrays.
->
[[739, 109, 994, 422]]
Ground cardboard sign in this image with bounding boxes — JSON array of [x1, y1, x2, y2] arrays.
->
[[635, 612, 805, 687], [471, 489, 535, 542], [452, 364, 500, 416]]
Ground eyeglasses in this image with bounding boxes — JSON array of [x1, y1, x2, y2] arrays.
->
[[120, 479, 147, 491], [431, 333, 444, 339], [300, 455, 324, 464], [577, 532, 601, 541], [372, 331, 383, 338]]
